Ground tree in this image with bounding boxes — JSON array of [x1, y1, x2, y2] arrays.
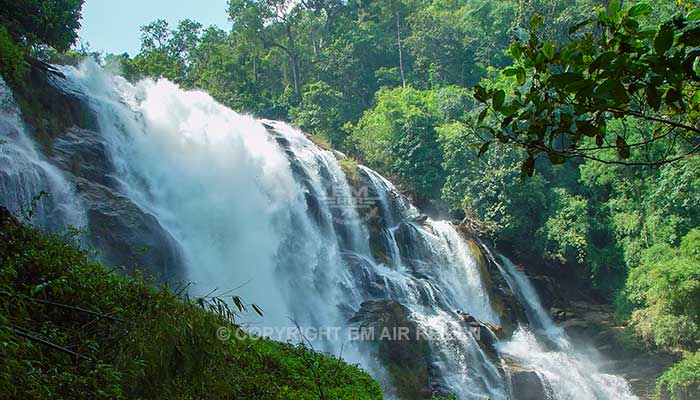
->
[[0, 0, 84, 82], [228, 0, 307, 97], [626, 229, 700, 351], [0, 0, 84, 52], [438, 122, 548, 259], [472, 1, 700, 175], [349, 87, 467, 200], [130, 19, 204, 85], [290, 81, 346, 146]]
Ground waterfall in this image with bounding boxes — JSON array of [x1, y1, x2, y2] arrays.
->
[[493, 254, 637, 399], [0, 77, 85, 231], [0, 61, 639, 399]]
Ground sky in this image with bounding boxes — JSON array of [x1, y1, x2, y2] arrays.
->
[[78, 0, 232, 56]]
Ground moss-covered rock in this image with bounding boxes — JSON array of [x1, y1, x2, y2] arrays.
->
[[10, 61, 97, 156], [462, 239, 526, 337]]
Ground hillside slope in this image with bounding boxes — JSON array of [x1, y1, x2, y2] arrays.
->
[[0, 206, 382, 400]]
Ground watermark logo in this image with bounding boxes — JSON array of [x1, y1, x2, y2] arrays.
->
[[318, 186, 381, 225], [217, 326, 232, 341], [215, 324, 481, 342]]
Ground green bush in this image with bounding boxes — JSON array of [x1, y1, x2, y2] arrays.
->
[[656, 353, 700, 400], [625, 229, 700, 351], [0, 25, 27, 83]]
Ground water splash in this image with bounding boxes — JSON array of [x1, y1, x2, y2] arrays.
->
[[494, 255, 637, 399]]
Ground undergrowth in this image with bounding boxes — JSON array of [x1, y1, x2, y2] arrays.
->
[[0, 207, 382, 399], [655, 353, 700, 400]]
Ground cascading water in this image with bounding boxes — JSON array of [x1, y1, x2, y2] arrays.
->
[[493, 255, 638, 400], [0, 61, 639, 399], [0, 77, 85, 231]]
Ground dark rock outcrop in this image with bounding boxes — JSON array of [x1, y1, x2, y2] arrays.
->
[[456, 311, 502, 357], [76, 178, 185, 282], [465, 239, 527, 337], [349, 300, 435, 400], [50, 127, 114, 186], [12, 62, 97, 155], [7, 66, 189, 284], [528, 274, 566, 310]]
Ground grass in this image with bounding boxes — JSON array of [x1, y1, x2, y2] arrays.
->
[[0, 207, 382, 399]]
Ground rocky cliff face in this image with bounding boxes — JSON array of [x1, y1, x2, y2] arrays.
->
[[5, 64, 185, 282]]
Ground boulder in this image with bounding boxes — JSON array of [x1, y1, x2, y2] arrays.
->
[[463, 240, 527, 337], [76, 178, 185, 282], [504, 359, 550, 400], [349, 300, 434, 400], [412, 214, 428, 224], [455, 311, 502, 357]]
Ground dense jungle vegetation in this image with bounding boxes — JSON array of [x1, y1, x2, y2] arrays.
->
[[1, 0, 700, 397]]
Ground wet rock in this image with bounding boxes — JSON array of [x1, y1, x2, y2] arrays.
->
[[412, 214, 428, 224], [344, 253, 388, 298], [393, 222, 432, 271], [50, 128, 113, 186], [463, 240, 527, 337], [13, 63, 97, 153], [553, 300, 679, 398], [502, 357, 550, 400], [528, 274, 565, 310], [349, 300, 433, 400], [456, 311, 501, 357], [508, 365, 549, 400], [273, 135, 291, 149], [76, 178, 185, 282]]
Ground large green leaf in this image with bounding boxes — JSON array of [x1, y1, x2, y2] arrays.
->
[[616, 136, 630, 159], [543, 43, 555, 60], [655, 25, 674, 55], [609, 0, 621, 16], [627, 4, 652, 18], [493, 90, 506, 110]]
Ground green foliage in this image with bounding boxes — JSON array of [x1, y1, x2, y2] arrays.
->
[[0, 0, 85, 84], [0, 0, 84, 52], [291, 81, 346, 146], [473, 2, 700, 174], [0, 26, 27, 83], [539, 188, 590, 265], [625, 229, 700, 351], [0, 210, 382, 399], [655, 352, 700, 400], [439, 123, 548, 253], [338, 157, 361, 188], [350, 86, 472, 200]]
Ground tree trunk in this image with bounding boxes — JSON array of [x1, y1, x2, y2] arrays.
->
[[290, 55, 301, 97], [286, 24, 301, 97], [396, 12, 406, 88]]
